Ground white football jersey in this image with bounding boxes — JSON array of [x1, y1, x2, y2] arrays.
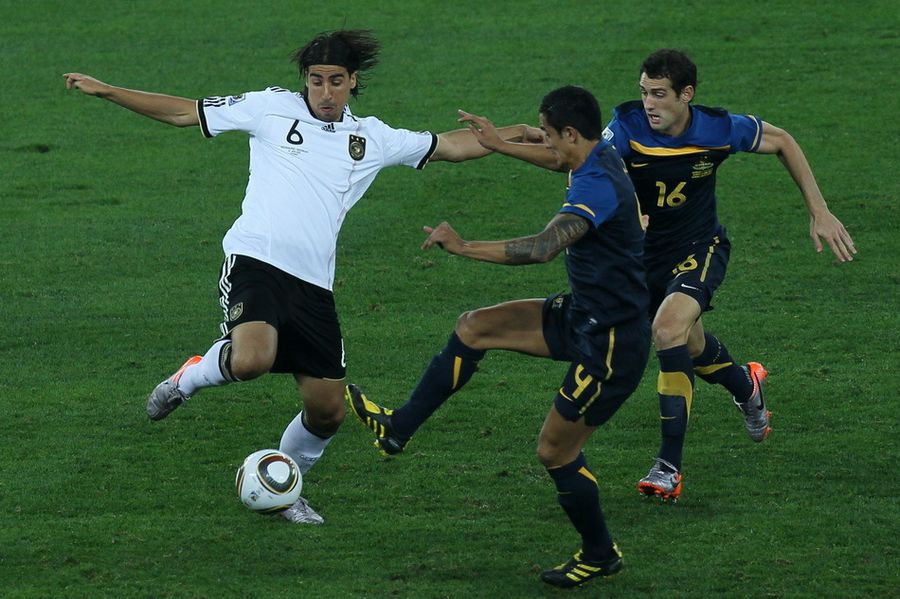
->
[[198, 87, 437, 290]]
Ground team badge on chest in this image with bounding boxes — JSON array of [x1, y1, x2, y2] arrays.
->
[[348, 135, 366, 161]]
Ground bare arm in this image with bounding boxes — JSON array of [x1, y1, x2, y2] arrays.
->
[[63, 73, 199, 128], [421, 213, 590, 265], [430, 110, 534, 163], [456, 111, 565, 171], [755, 121, 856, 262]]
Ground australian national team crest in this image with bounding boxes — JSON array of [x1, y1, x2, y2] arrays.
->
[[348, 135, 366, 161]]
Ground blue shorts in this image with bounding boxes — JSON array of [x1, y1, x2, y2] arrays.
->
[[542, 293, 650, 426], [645, 232, 731, 317]]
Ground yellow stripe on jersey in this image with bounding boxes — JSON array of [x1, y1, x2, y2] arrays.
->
[[562, 202, 597, 218], [629, 139, 730, 156], [658, 371, 694, 413]]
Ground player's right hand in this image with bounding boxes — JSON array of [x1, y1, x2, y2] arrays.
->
[[63, 73, 107, 96], [422, 222, 463, 254]]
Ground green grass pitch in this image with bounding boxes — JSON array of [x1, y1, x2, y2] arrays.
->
[[2, 1, 897, 596]]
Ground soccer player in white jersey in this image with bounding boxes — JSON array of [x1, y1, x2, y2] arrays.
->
[[64, 30, 536, 524]]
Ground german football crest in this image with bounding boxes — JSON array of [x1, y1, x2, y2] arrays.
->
[[228, 302, 244, 321], [348, 135, 366, 161]]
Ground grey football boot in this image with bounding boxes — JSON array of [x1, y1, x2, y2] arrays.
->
[[146, 355, 201, 420], [733, 362, 771, 442], [637, 458, 683, 502], [280, 497, 324, 524]]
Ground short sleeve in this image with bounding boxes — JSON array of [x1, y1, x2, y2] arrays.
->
[[561, 172, 618, 228], [198, 90, 270, 138], [603, 117, 632, 160], [729, 113, 764, 153], [370, 118, 437, 169]]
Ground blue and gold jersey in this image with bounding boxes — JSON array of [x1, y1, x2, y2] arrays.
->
[[603, 101, 763, 261], [561, 140, 648, 330]]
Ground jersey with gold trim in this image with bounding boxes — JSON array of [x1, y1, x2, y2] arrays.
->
[[560, 140, 648, 330], [603, 101, 762, 260], [198, 87, 437, 291]]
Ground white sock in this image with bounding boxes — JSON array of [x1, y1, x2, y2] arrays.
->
[[177, 339, 233, 397], [279, 411, 333, 475]]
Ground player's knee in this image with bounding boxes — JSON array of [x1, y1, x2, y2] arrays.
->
[[304, 402, 346, 436], [652, 319, 688, 349], [454, 310, 489, 349], [536, 435, 567, 468], [229, 349, 275, 381], [454, 309, 485, 347]]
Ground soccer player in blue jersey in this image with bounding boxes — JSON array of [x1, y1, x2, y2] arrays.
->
[[349, 86, 651, 588], [601, 49, 856, 501]]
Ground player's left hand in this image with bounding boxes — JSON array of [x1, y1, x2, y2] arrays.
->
[[810, 210, 857, 262], [422, 222, 463, 254]]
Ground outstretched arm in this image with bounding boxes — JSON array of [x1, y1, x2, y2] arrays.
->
[[457, 111, 564, 171], [460, 113, 569, 172], [63, 73, 199, 128], [756, 121, 856, 262], [430, 110, 535, 163], [421, 213, 590, 265]]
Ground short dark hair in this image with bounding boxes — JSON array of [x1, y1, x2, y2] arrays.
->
[[291, 30, 380, 97], [539, 86, 603, 140], [641, 49, 697, 96]]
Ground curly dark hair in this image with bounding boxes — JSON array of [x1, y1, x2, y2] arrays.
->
[[291, 29, 380, 97]]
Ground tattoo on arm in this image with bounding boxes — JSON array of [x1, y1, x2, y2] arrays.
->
[[503, 215, 590, 264]]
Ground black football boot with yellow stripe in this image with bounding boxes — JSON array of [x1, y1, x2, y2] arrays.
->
[[346, 384, 409, 455], [540, 544, 623, 588]]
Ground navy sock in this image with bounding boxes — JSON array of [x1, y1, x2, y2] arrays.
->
[[693, 333, 753, 401], [547, 454, 614, 561], [390, 333, 485, 439], [656, 345, 694, 471]]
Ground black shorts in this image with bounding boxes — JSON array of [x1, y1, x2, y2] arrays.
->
[[218, 255, 346, 379], [543, 294, 650, 426], [645, 233, 731, 317]]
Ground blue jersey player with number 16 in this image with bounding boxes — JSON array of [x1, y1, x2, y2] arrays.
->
[[602, 49, 856, 501]]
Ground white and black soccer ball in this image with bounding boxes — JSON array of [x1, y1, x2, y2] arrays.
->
[[235, 449, 302, 513]]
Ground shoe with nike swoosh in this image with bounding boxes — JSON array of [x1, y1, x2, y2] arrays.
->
[[733, 362, 771, 442], [637, 458, 682, 502]]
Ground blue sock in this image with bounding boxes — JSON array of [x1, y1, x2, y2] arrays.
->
[[390, 333, 485, 439], [547, 454, 614, 561], [693, 333, 753, 401], [656, 345, 694, 471]]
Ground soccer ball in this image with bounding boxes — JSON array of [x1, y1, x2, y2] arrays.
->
[[235, 449, 302, 513]]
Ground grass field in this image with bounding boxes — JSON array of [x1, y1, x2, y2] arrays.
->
[[2, 1, 898, 597]]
